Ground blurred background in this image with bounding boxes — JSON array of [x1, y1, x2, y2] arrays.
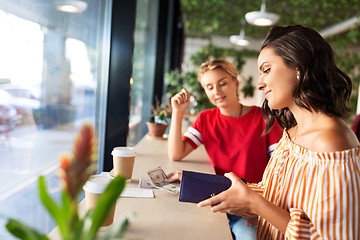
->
[[178, 0, 360, 115]]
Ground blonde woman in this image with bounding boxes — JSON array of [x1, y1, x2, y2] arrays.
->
[[168, 59, 282, 239]]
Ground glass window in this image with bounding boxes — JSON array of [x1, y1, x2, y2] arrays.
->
[[0, 0, 111, 238], [128, 0, 159, 146]]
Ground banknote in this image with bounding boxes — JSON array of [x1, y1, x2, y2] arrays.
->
[[147, 166, 168, 187], [147, 166, 179, 194], [161, 183, 180, 194], [139, 178, 157, 189]]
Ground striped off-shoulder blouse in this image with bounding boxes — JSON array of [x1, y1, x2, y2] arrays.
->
[[249, 130, 360, 240]]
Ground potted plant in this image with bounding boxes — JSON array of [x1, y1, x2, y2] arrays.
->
[[146, 101, 171, 137], [5, 123, 131, 240]]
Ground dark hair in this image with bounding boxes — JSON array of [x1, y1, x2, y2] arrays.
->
[[261, 25, 352, 133]]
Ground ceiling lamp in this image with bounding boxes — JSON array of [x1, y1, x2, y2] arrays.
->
[[320, 15, 360, 38], [55, 0, 88, 14], [229, 20, 250, 46], [245, 0, 279, 26]]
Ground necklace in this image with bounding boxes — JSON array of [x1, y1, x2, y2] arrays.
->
[[239, 104, 243, 117], [292, 113, 322, 141]]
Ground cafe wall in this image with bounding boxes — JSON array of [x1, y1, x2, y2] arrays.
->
[[182, 36, 265, 107]]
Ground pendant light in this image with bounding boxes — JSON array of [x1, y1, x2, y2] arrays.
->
[[245, 0, 279, 26], [55, 0, 88, 14], [229, 20, 250, 46]]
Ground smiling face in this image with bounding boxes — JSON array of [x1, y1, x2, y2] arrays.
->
[[200, 68, 239, 108], [257, 47, 299, 110]]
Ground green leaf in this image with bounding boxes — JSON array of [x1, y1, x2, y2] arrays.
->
[[96, 212, 135, 240], [83, 175, 126, 240], [38, 176, 70, 239], [60, 191, 74, 227], [6, 219, 50, 240], [241, 76, 255, 98], [70, 213, 88, 240]]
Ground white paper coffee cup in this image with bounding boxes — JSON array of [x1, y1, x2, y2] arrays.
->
[[111, 147, 136, 179], [83, 173, 115, 226]]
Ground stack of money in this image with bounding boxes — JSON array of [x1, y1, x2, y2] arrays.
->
[[146, 166, 179, 194]]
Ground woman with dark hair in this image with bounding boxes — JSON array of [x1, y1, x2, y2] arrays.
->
[[198, 25, 360, 239]]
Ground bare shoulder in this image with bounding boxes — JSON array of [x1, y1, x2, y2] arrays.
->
[[311, 118, 359, 152]]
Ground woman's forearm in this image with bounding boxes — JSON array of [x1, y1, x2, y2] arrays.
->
[[251, 193, 291, 234], [168, 111, 187, 161]]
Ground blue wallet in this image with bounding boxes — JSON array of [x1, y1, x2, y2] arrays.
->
[[179, 170, 247, 203]]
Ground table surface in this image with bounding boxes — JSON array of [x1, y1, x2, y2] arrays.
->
[[49, 134, 233, 240]]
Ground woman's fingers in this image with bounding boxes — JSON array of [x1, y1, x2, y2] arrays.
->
[[198, 196, 214, 208], [224, 172, 240, 183], [176, 89, 189, 103], [198, 195, 230, 214], [173, 94, 186, 105], [198, 173, 252, 215], [180, 88, 190, 101], [210, 201, 229, 213], [179, 89, 186, 101], [171, 88, 191, 108], [167, 170, 182, 182], [198, 191, 224, 208]]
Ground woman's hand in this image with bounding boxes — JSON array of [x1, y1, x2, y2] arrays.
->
[[199, 172, 292, 234], [197, 172, 257, 216], [167, 170, 183, 183], [171, 88, 191, 114]]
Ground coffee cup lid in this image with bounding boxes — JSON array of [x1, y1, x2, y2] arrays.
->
[[83, 172, 113, 194], [111, 146, 135, 157]]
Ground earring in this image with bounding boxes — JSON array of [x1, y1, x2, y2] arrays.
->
[[297, 75, 300, 80]]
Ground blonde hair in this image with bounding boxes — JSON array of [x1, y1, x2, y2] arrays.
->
[[197, 59, 238, 82]]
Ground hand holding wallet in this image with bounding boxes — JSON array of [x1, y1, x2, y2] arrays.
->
[[179, 170, 247, 203]]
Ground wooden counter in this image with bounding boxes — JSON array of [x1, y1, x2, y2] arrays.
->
[[50, 134, 232, 240]]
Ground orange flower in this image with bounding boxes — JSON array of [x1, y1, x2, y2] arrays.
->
[[73, 123, 96, 164], [59, 123, 98, 200], [60, 154, 71, 170]]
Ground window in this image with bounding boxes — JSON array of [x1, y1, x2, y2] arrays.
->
[[0, 0, 111, 237], [129, 0, 181, 146], [128, 0, 159, 146]]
